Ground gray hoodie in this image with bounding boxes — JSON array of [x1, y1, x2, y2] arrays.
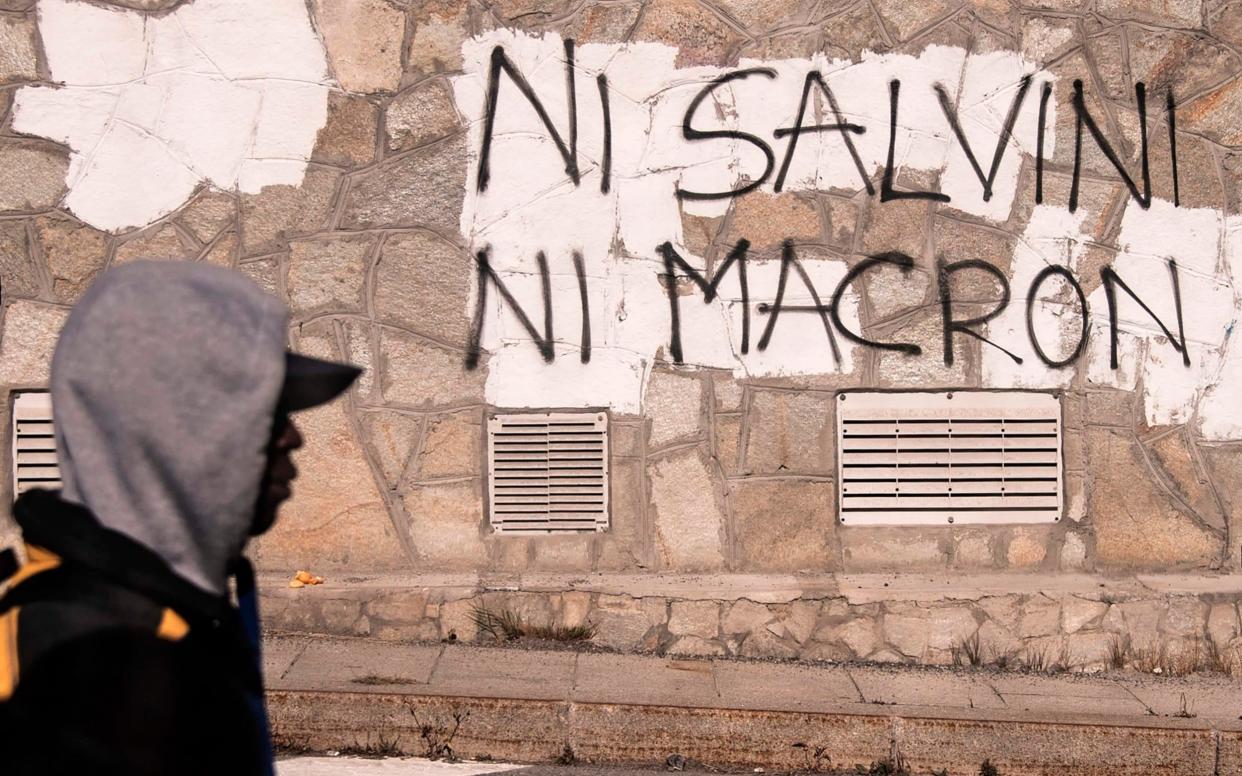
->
[[49, 261, 289, 596]]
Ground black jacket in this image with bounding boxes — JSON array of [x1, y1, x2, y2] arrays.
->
[[0, 490, 271, 776]]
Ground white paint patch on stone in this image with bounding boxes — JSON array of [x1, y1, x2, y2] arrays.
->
[[982, 204, 1090, 390], [13, 0, 330, 231], [1085, 201, 1236, 431], [452, 31, 1050, 413], [986, 197, 1242, 437]]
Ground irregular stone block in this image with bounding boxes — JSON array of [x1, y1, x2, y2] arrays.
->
[[595, 458, 646, 571], [1018, 596, 1060, 638], [668, 600, 720, 638], [407, 0, 467, 74], [649, 449, 725, 570], [386, 80, 462, 152], [668, 635, 725, 656], [822, 617, 879, 658], [588, 595, 663, 650], [882, 608, 929, 658], [932, 216, 1015, 302], [373, 230, 471, 346], [0, 219, 38, 298], [240, 167, 340, 257], [644, 370, 703, 448], [954, 532, 995, 568], [312, 0, 404, 93], [114, 223, 196, 264], [631, 0, 743, 67], [440, 597, 481, 641], [730, 479, 836, 572], [0, 16, 37, 84], [1208, 602, 1239, 646], [1060, 531, 1088, 570], [178, 189, 237, 244], [378, 327, 484, 407], [416, 410, 481, 480], [342, 134, 466, 232], [1148, 431, 1226, 530], [558, 591, 591, 628], [0, 301, 68, 385], [1184, 78, 1242, 146], [1089, 427, 1223, 570], [841, 531, 947, 571], [1005, 528, 1049, 569], [401, 479, 485, 568], [359, 409, 421, 487], [725, 192, 820, 256], [1098, 0, 1202, 27], [287, 235, 372, 315], [738, 627, 798, 658], [723, 600, 772, 635], [314, 92, 379, 168], [862, 196, 931, 258], [743, 390, 833, 475], [875, 307, 974, 386], [713, 414, 742, 476], [1160, 597, 1207, 638], [0, 142, 66, 212], [873, 0, 957, 41], [366, 590, 428, 623], [925, 605, 978, 651], [1062, 596, 1109, 634]]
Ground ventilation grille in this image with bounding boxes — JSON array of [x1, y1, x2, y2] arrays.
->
[[13, 392, 60, 496], [487, 412, 609, 533], [836, 391, 1062, 525]]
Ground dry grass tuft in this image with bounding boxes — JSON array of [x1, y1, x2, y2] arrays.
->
[[469, 604, 596, 642]]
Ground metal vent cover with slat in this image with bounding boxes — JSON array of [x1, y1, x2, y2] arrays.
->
[[487, 411, 609, 533], [12, 392, 61, 497], [836, 391, 1062, 526]]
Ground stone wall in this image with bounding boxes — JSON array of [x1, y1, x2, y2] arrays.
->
[[2, 0, 1242, 668], [260, 573, 1242, 673]]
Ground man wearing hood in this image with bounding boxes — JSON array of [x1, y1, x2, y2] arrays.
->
[[0, 261, 360, 775]]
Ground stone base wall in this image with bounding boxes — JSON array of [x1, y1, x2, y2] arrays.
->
[[262, 573, 1242, 673]]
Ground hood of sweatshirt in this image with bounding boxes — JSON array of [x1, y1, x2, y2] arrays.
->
[[49, 261, 289, 596]]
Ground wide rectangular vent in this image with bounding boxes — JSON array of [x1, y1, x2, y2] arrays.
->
[[487, 411, 609, 533], [836, 391, 1062, 525], [12, 392, 60, 497]]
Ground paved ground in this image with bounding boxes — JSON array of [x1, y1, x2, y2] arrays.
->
[[264, 634, 1242, 775], [278, 757, 524, 776], [277, 758, 686, 776], [264, 634, 1242, 723]]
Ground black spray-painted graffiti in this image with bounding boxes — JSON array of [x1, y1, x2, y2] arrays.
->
[[466, 41, 1190, 372]]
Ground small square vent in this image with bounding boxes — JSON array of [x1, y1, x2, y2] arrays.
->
[[12, 392, 60, 496], [487, 411, 609, 533], [836, 391, 1062, 526]]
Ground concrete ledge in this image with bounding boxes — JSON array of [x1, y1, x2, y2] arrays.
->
[[258, 571, 1242, 603]]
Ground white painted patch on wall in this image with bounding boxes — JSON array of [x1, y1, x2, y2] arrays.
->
[[453, 31, 1242, 439], [984, 199, 1242, 436], [452, 31, 1052, 414], [13, 0, 331, 232]]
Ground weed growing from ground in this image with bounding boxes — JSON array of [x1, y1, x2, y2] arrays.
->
[[470, 604, 596, 642]]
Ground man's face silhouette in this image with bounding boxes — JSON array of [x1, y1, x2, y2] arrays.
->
[[251, 414, 303, 536]]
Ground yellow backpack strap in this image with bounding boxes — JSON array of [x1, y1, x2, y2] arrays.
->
[[0, 605, 18, 700]]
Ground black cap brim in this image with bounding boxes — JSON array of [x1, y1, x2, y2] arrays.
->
[[279, 353, 362, 412]]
